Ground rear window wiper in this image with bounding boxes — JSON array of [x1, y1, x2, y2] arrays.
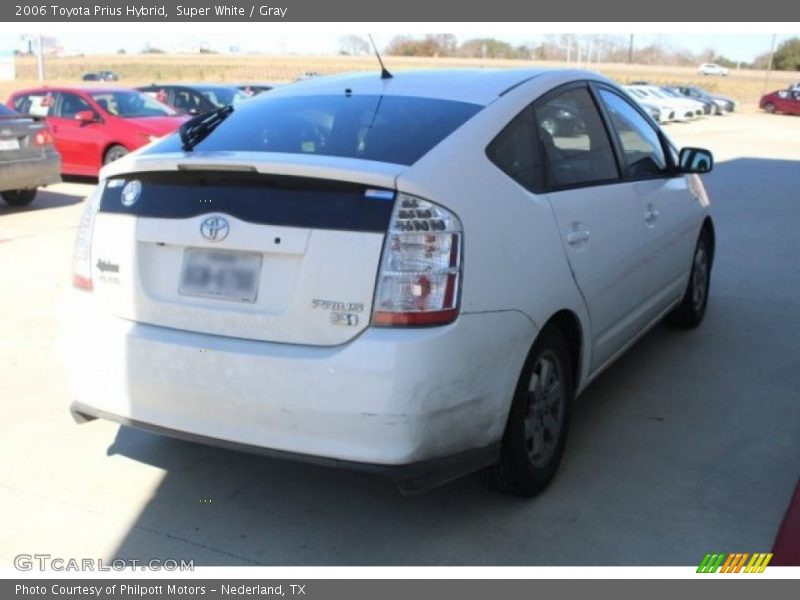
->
[[179, 105, 234, 151]]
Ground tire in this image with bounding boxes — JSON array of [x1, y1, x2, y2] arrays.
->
[[764, 103, 776, 114], [104, 144, 129, 165], [482, 327, 573, 496], [1, 189, 37, 207], [667, 230, 712, 328]]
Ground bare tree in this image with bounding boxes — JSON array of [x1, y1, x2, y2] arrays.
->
[[339, 35, 370, 56]]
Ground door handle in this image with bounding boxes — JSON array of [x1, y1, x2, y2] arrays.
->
[[566, 230, 590, 245], [644, 205, 660, 224]]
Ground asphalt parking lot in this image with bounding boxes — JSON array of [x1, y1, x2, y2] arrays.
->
[[1, 111, 798, 566]]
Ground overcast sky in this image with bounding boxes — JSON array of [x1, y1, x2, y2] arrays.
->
[[1, 25, 796, 63]]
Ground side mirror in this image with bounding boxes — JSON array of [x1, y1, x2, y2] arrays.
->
[[678, 147, 713, 174], [75, 110, 97, 123]]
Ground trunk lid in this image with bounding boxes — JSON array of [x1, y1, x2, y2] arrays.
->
[[0, 116, 47, 162], [91, 153, 402, 346]]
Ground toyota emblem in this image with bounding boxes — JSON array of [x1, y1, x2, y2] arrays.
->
[[200, 216, 230, 242]]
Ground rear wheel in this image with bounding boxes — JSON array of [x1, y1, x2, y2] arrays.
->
[[104, 144, 129, 165], [482, 328, 573, 496], [1, 189, 37, 207], [667, 230, 712, 328]]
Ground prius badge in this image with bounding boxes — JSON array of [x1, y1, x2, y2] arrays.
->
[[200, 215, 230, 242]]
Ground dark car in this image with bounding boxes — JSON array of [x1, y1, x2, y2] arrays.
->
[[674, 86, 736, 114], [136, 84, 250, 115], [82, 70, 120, 82], [0, 104, 61, 206], [759, 88, 800, 115], [237, 83, 280, 96]]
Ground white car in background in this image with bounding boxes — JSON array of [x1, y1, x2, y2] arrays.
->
[[624, 86, 677, 123], [627, 85, 698, 121], [641, 85, 705, 118], [698, 63, 730, 76], [62, 69, 715, 496]]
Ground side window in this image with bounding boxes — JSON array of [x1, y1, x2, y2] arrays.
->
[[173, 89, 204, 113], [486, 107, 544, 192], [532, 87, 619, 189], [598, 89, 668, 178], [13, 93, 54, 117], [56, 92, 92, 118]]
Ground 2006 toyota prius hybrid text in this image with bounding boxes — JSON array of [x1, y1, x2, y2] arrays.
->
[[61, 69, 715, 496]]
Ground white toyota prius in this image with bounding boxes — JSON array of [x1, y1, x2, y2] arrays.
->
[[62, 69, 715, 496]]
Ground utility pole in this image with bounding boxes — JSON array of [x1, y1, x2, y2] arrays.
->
[[628, 34, 634, 64], [566, 36, 572, 65], [37, 34, 44, 81], [761, 34, 777, 97]]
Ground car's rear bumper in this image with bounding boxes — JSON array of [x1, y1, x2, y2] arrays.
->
[[59, 291, 536, 491], [69, 400, 500, 494], [0, 152, 61, 192]]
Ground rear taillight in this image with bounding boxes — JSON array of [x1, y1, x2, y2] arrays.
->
[[373, 193, 462, 327], [72, 183, 104, 291], [32, 127, 54, 147]]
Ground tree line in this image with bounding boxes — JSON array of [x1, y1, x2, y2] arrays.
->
[[339, 34, 800, 71]]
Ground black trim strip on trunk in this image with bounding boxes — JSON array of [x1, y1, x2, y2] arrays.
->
[[101, 170, 395, 233]]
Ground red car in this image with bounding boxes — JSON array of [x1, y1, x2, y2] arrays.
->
[[759, 89, 800, 116], [7, 86, 189, 176]]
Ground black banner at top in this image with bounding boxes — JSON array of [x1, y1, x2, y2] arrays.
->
[[1, 0, 794, 21]]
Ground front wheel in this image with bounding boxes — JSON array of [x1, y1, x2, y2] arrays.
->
[[482, 328, 573, 496], [104, 144, 129, 165], [1, 189, 37, 206], [763, 103, 776, 114], [667, 230, 712, 328]]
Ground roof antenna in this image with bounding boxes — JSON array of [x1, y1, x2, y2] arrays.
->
[[368, 34, 393, 80]]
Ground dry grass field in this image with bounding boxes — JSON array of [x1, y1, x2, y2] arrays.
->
[[3, 53, 798, 108]]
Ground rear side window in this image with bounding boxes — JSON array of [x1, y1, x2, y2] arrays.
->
[[12, 93, 54, 117], [147, 94, 482, 166], [532, 87, 619, 189], [598, 89, 668, 178], [486, 107, 545, 192]]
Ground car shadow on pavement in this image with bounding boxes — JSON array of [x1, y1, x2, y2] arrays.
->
[[103, 158, 800, 566], [0, 187, 84, 215]]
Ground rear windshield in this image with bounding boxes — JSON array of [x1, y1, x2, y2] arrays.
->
[[147, 94, 482, 166]]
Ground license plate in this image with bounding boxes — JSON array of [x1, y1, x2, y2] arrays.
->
[[0, 138, 20, 151], [178, 248, 262, 303]]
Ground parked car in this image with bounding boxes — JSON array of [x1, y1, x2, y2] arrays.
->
[[137, 84, 250, 115], [8, 87, 188, 177], [697, 63, 729, 76], [63, 69, 715, 496], [661, 86, 714, 115], [82, 70, 120, 82], [295, 71, 322, 81], [0, 104, 61, 206], [674, 86, 736, 114], [627, 85, 698, 121], [759, 88, 800, 115], [624, 86, 677, 122], [237, 83, 280, 96], [646, 86, 706, 117]]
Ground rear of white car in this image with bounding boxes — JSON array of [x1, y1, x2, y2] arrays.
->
[[62, 69, 713, 495], [61, 75, 539, 492]]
